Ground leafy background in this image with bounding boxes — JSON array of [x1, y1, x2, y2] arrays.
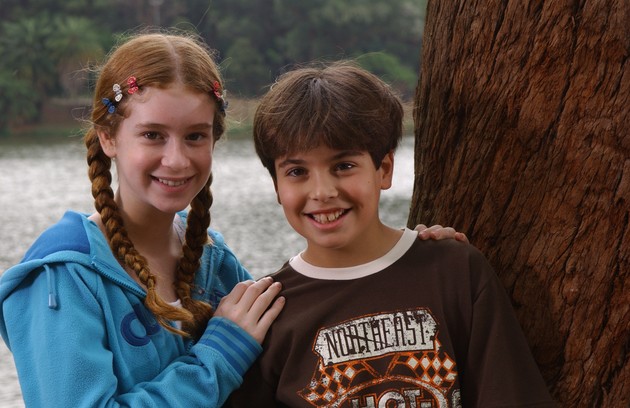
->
[[0, 0, 427, 132]]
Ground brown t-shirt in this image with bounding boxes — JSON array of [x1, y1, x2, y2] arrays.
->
[[228, 229, 555, 407]]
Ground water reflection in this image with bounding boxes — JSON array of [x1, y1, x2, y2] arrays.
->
[[0, 135, 414, 406]]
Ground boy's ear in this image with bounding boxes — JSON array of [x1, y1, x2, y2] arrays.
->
[[273, 178, 282, 204], [379, 151, 395, 190], [96, 129, 117, 158]]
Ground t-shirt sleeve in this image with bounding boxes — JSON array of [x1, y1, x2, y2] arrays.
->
[[461, 247, 556, 407]]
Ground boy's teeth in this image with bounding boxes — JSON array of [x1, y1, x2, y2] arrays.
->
[[312, 210, 344, 224], [158, 178, 186, 187]]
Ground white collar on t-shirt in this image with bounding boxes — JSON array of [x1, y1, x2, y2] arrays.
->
[[288, 228, 417, 280]]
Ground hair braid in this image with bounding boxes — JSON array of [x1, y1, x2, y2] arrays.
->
[[85, 130, 195, 337], [176, 173, 215, 339], [85, 32, 228, 338]]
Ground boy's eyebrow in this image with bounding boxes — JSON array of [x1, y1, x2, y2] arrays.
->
[[277, 150, 364, 168], [276, 158, 303, 168]]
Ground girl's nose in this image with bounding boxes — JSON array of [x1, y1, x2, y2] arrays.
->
[[162, 141, 190, 170]]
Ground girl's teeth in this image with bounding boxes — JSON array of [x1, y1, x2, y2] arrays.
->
[[158, 178, 186, 187]]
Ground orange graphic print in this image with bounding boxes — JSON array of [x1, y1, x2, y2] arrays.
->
[[298, 308, 461, 407]]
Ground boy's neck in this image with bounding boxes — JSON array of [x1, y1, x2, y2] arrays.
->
[[300, 224, 403, 268]]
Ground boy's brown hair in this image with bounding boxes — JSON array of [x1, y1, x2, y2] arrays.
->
[[253, 61, 404, 179]]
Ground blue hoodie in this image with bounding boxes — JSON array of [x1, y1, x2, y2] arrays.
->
[[0, 211, 261, 408]]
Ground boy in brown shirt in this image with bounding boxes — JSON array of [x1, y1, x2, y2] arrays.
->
[[228, 62, 555, 408]]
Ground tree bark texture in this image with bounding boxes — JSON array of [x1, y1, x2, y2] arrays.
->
[[410, 1, 628, 406]]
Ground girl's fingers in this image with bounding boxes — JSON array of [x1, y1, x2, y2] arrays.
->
[[454, 232, 469, 243], [415, 224, 469, 243], [414, 224, 429, 232], [248, 280, 283, 315], [254, 296, 285, 336], [221, 277, 271, 307], [214, 277, 285, 343], [433, 226, 456, 239], [223, 280, 255, 303]]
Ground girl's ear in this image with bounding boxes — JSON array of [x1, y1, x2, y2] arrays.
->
[[96, 129, 117, 158]]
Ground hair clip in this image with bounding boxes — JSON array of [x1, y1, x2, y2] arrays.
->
[[127, 76, 139, 94], [102, 98, 116, 114], [212, 81, 228, 113], [113, 84, 123, 102]]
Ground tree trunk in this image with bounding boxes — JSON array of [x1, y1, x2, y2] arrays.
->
[[409, 1, 629, 406]]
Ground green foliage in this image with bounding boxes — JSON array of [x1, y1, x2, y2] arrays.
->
[[0, 0, 428, 131], [0, 15, 58, 93], [0, 7, 104, 130], [0, 68, 39, 130], [223, 38, 273, 96], [206, 0, 425, 96], [0, 15, 57, 127], [356, 53, 418, 99], [48, 16, 104, 97]]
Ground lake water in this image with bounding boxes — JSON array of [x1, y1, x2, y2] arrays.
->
[[0, 135, 414, 406]]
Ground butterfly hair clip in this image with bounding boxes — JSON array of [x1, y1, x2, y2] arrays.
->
[[102, 98, 116, 114], [102, 75, 140, 114], [102, 82, 122, 114], [127, 76, 139, 94], [112, 83, 123, 102], [212, 81, 228, 113]]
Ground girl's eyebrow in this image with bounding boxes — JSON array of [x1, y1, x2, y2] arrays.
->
[[133, 122, 214, 131]]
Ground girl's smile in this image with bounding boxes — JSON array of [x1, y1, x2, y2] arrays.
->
[[154, 177, 191, 187], [98, 83, 216, 219]]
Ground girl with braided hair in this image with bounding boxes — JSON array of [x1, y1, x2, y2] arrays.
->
[[0, 32, 285, 407]]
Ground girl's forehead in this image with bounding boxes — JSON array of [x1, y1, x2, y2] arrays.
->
[[121, 85, 216, 127], [131, 83, 209, 100], [127, 85, 213, 110]]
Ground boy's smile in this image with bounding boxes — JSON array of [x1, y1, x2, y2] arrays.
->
[[308, 209, 349, 224], [274, 145, 401, 267]]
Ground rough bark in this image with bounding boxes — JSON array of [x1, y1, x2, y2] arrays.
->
[[409, 1, 629, 406]]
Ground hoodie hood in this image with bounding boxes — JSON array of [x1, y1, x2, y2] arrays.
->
[[0, 210, 259, 407], [0, 211, 138, 346]]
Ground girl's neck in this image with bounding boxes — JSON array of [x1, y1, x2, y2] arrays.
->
[[122, 211, 177, 247], [88, 210, 183, 302], [113, 193, 180, 248]]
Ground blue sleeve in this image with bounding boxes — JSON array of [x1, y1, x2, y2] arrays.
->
[[114, 318, 262, 408], [202, 230, 253, 308], [2, 263, 261, 408]]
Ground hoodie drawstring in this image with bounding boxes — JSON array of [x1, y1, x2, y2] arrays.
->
[[45, 265, 58, 309]]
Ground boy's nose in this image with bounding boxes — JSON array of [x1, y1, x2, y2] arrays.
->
[[162, 141, 190, 169], [309, 173, 338, 202]]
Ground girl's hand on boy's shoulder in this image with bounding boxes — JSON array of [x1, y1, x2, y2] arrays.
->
[[214, 277, 285, 344], [415, 224, 469, 243]]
